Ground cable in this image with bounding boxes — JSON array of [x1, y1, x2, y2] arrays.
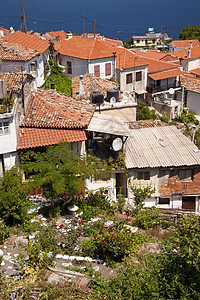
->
[[26, 16, 82, 25]]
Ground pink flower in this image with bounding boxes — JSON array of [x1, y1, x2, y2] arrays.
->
[[120, 245, 123, 248], [59, 224, 64, 228], [123, 244, 125, 246]]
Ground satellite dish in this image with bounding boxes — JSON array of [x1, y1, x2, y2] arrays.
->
[[112, 138, 123, 151], [168, 88, 175, 95], [110, 97, 116, 105]]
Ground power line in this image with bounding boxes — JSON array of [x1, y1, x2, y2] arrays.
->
[[26, 16, 82, 25]]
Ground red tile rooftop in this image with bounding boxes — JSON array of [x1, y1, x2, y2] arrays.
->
[[128, 120, 169, 129]]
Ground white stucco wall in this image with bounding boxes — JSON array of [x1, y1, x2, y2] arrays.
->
[[187, 90, 200, 115], [88, 57, 115, 79], [3, 152, 18, 171], [120, 65, 148, 93], [188, 57, 200, 71]]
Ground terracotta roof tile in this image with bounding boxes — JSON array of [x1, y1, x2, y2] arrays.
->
[[72, 74, 119, 100], [181, 75, 200, 94], [132, 49, 166, 60], [4, 30, 50, 53], [114, 47, 148, 69], [128, 120, 169, 129], [1, 72, 33, 93], [22, 89, 95, 129], [172, 40, 200, 48], [0, 39, 40, 61], [172, 46, 200, 60], [57, 36, 115, 60], [45, 30, 66, 41], [80, 33, 123, 46], [149, 69, 184, 80], [190, 68, 200, 76], [17, 127, 87, 149]]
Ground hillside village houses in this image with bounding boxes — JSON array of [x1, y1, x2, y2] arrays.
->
[[169, 39, 200, 52], [4, 30, 51, 86], [1, 26, 200, 212]]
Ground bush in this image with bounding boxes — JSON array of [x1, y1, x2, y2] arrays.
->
[[133, 207, 161, 229], [0, 222, 9, 244], [137, 102, 157, 121], [175, 109, 199, 125], [85, 191, 111, 210], [0, 167, 30, 226], [160, 114, 170, 123], [81, 221, 147, 265]]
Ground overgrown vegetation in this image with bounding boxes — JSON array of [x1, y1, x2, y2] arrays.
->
[[136, 102, 157, 121], [44, 41, 71, 95], [179, 24, 200, 41], [175, 108, 199, 125], [0, 167, 30, 226]]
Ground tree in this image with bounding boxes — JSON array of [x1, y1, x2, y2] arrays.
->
[[21, 143, 103, 201], [179, 25, 200, 41], [0, 167, 29, 226], [136, 102, 156, 121], [129, 184, 155, 211]]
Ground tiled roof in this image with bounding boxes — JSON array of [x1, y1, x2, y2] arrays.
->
[[190, 68, 200, 76], [148, 69, 184, 80], [57, 36, 115, 60], [45, 30, 66, 40], [72, 74, 119, 100], [180, 75, 200, 94], [0, 27, 9, 36], [171, 40, 200, 48], [1, 72, 33, 93], [114, 47, 148, 69], [17, 127, 87, 149], [22, 89, 95, 129], [136, 56, 178, 74], [0, 39, 40, 61], [132, 49, 166, 60], [128, 120, 168, 130], [80, 33, 123, 46], [125, 125, 200, 169], [4, 30, 50, 53], [172, 46, 200, 60]]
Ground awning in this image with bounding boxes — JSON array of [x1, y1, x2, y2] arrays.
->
[[136, 90, 147, 95], [87, 113, 132, 136]]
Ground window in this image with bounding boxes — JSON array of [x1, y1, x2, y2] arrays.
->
[[178, 169, 193, 181], [159, 197, 170, 205], [136, 40, 140, 44], [0, 121, 9, 135], [67, 61, 72, 74], [94, 65, 100, 77], [136, 71, 142, 82], [138, 171, 150, 180], [105, 63, 111, 76], [126, 73, 132, 84]]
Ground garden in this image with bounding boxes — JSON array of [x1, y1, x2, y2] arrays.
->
[[0, 144, 200, 298]]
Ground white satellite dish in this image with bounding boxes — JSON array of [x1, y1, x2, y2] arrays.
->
[[112, 138, 123, 151], [110, 96, 116, 105], [168, 88, 175, 95]]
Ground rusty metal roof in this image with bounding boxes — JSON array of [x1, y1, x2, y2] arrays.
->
[[125, 125, 200, 169]]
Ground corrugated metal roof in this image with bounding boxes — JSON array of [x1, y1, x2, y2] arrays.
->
[[87, 113, 132, 136], [125, 125, 200, 169]]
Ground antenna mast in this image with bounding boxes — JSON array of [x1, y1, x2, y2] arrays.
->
[[20, 0, 27, 33]]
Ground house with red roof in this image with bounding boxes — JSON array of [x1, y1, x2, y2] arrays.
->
[[4, 31, 51, 86], [55, 36, 116, 79], [17, 89, 96, 156], [0, 72, 35, 176], [170, 46, 200, 72], [169, 39, 200, 52], [0, 27, 10, 38]]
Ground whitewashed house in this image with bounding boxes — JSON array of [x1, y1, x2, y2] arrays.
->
[[181, 75, 200, 115], [4, 30, 50, 87], [56, 36, 116, 79], [169, 40, 200, 52]]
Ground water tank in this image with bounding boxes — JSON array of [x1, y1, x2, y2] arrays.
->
[[90, 91, 104, 105], [106, 88, 119, 102]]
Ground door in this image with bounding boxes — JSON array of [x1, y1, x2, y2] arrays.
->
[[182, 196, 196, 211], [116, 173, 127, 197]]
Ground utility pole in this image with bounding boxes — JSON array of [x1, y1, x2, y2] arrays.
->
[[20, 0, 27, 33], [162, 25, 166, 53], [83, 14, 85, 38], [94, 20, 96, 38]]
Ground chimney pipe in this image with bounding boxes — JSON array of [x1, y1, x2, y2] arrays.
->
[[79, 75, 84, 96]]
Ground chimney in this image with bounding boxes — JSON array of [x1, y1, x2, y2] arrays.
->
[[188, 47, 191, 58], [50, 82, 55, 89], [190, 41, 192, 48], [79, 75, 84, 96]]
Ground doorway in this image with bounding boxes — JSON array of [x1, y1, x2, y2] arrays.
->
[[182, 196, 196, 211]]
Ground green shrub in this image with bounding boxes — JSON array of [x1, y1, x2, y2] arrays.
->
[[133, 207, 161, 229], [81, 222, 148, 266], [0, 222, 9, 245], [137, 102, 157, 121], [0, 167, 30, 226], [116, 190, 126, 213], [160, 114, 170, 123], [84, 191, 111, 210]]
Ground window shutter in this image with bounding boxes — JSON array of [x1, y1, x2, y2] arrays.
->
[[105, 63, 111, 76], [67, 61, 72, 74], [94, 65, 100, 77]]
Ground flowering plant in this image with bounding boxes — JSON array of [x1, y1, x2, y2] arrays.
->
[[81, 223, 147, 265]]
